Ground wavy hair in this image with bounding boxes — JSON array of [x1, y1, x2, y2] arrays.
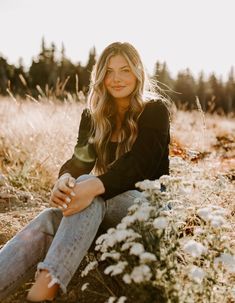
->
[[87, 42, 164, 174]]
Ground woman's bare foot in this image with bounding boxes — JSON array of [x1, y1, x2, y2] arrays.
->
[[26, 270, 59, 302]]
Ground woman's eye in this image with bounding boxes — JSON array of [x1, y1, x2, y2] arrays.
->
[[106, 70, 113, 76], [122, 69, 130, 73]]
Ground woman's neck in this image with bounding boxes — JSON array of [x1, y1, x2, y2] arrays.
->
[[114, 97, 130, 118]]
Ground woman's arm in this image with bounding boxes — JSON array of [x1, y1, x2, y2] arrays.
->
[[58, 108, 97, 179], [54, 108, 102, 216], [97, 101, 170, 200]]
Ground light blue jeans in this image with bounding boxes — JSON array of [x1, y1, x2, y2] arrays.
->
[[0, 174, 145, 300]]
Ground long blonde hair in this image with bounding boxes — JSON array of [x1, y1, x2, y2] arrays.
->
[[87, 42, 162, 174]]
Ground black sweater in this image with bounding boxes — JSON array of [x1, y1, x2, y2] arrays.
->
[[59, 100, 170, 200]]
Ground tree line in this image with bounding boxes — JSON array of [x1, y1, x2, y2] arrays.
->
[[0, 38, 234, 114]]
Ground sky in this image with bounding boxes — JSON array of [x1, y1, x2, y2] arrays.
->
[[0, 0, 234, 80]]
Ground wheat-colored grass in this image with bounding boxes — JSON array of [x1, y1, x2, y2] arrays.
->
[[0, 97, 85, 190], [0, 97, 234, 303]]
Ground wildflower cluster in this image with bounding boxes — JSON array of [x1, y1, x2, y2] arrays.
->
[[81, 156, 235, 303]]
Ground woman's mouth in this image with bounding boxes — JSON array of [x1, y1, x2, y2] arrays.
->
[[112, 86, 125, 90]]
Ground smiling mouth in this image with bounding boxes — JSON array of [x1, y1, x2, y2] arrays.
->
[[112, 86, 125, 90]]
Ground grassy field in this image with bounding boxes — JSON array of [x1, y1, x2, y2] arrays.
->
[[0, 97, 234, 303]]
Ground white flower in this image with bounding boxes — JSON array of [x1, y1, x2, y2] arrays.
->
[[188, 266, 205, 284], [98, 236, 116, 252], [101, 252, 121, 261], [130, 243, 145, 256], [130, 265, 152, 283], [212, 208, 228, 216], [121, 242, 135, 251], [107, 228, 116, 235], [130, 204, 154, 222], [197, 207, 211, 221], [95, 233, 116, 252], [122, 273, 132, 284], [81, 261, 98, 277], [96, 233, 109, 245], [170, 156, 185, 167], [183, 240, 207, 258], [106, 297, 116, 303], [81, 282, 89, 291], [215, 253, 235, 273], [117, 296, 127, 303], [197, 206, 227, 227], [114, 229, 141, 242], [121, 215, 136, 225], [116, 222, 127, 230], [135, 179, 161, 191], [97, 229, 141, 253], [104, 261, 128, 276], [139, 252, 157, 263], [153, 217, 168, 229], [210, 215, 226, 227], [194, 227, 204, 235]]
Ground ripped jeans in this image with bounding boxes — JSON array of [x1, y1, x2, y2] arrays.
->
[[0, 174, 146, 300]]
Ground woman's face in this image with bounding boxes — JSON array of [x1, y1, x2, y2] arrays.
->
[[104, 54, 137, 100]]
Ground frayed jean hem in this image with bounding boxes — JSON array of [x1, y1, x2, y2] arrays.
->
[[37, 262, 67, 294]]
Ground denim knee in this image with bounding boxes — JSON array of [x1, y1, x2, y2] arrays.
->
[[38, 207, 61, 222], [32, 208, 62, 235], [75, 174, 96, 183]]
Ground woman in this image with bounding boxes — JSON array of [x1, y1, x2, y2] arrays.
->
[[0, 42, 170, 301]]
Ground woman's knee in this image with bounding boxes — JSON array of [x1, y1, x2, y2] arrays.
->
[[39, 208, 61, 220], [31, 208, 62, 232]]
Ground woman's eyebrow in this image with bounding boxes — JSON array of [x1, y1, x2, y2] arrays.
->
[[107, 65, 129, 70]]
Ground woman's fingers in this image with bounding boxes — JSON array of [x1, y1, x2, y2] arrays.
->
[[50, 175, 76, 210], [50, 195, 69, 209], [57, 182, 75, 197], [57, 176, 76, 196], [50, 190, 71, 207], [54, 190, 72, 203], [67, 176, 76, 188]]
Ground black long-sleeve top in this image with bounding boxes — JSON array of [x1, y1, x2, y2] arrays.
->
[[59, 100, 170, 200]]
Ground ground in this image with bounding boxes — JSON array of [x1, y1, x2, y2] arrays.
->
[[0, 99, 234, 302]]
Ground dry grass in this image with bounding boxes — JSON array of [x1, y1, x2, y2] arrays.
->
[[0, 97, 84, 190], [171, 109, 235, 176], [0, 97, 234, 302]]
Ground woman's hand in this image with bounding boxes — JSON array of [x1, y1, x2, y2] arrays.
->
[[62, 177, 105, 217], [50, 173, 76, 209]]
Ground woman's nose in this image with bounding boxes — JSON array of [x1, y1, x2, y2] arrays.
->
[[112, 72, 122, 82]]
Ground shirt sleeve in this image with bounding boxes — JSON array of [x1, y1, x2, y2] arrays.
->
[[58, 108, 97, 179], [97, 101, 170, 200]]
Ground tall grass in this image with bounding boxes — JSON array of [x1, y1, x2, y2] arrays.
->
[[0, 97, 234, 302], [0, 97, 84, 193]]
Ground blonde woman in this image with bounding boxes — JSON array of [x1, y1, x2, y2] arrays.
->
[[0, 42, 170, 301]]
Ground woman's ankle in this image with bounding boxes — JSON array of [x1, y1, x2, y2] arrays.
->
[[27, 270, 59, 302]]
